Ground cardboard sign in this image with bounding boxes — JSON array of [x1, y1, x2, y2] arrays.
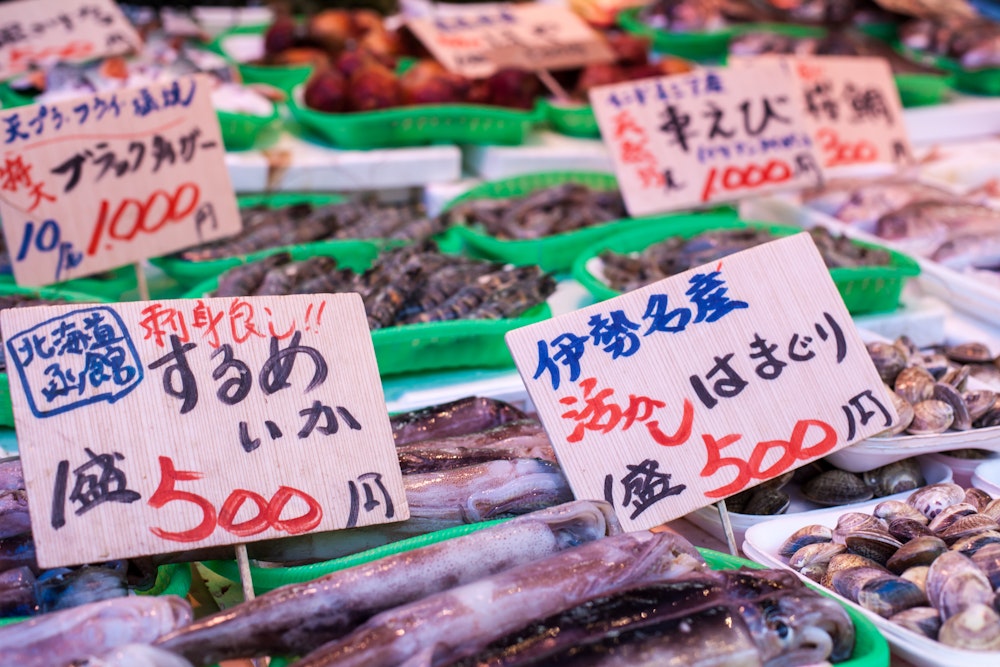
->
[[406, 4, 614, 78], [506, 233, 895, 532], [0, 0, 142, 79], [732, 56, 912, 168], [0, 74, 241, 287], [2, 294, 408, 568], [589, 63, 823, 218]]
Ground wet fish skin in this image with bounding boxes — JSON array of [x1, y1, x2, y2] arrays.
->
[[390, 397, 527, 446], [288, 531, 707, 667], [155, 501, 619, 665], [0, 487, 30, 540], [396, 420, 554, 474], [0, 533, 37, 573], [0, 595, 191, 667], [0, 565, 36, 617]]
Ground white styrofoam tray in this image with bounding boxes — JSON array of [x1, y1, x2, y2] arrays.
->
[[972, 458, 1000, 497], [743, 497, 1000, 667]]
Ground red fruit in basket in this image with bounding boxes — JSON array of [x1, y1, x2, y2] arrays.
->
[[352, 9, 384, 37], [574, 63, 628, 97], [605, 32, 650, 67], [272, 47, 329, 68], [347, 61, 401, 111], [484, 68, 541, 110], [304, 68, 348, 112], [307, 9, 354, 51], [399, 60, 470, 105], [466, 78, 492, 105], [359, 27, 404, 63], [655, 56, 695, 76], [264, 15, 299, 56], [335, 48, 372, 77]]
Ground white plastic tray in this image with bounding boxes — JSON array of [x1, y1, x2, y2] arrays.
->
[[686, 457, 950, 547], [743, 498, 1000, 667], [972, 459, 1000, 497]]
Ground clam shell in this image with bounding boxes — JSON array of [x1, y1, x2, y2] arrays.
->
[[947, 342, 994, 364], [939, 603, 1000, 651], [889, 606, 940, 639], [982, 498, 1000, 522], [845, 530, 903, 566], [874, 500, 928, 525], [934, 383, 972, 431], [916, 352, 951, 379], [927, 551, 993, 620], [895, 366, 936, 405], [803, 470, 873, 506], [964, 488, 994, 513], [789, 542, 846, 571], [885, 389, 915, 436], [974, 407, 1000, 428], [964, 389, 998, 422], [886, 536, 947, 574], [940, 365, 970, 390], [907, 483, 966, 520], [889, 518, 935, 542], [894, 336, 917, 359], [741, 487, 790, 515], [863, 459, 925, 498], [857, 575, 928, 618], [938, 514, 1000, 545], [833, 512, 887, 545], [928, 503, 979, 533], [969, 542, 1000, 590], [900, 566, 930, 594], [906, 399, 954, 435], [779, 524, 833, 558], [951, 530, 1000, 557], [868, 342, 907, 383], [830, 566, 890, 603], [822, 554, 888, 588]]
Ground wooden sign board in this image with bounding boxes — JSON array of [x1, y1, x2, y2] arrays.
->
[[2, 294, 409, 568], [589, 62, 824, 218], [0, 0, 142, 79], [506, 233, 896, 532], [406, 4, 614, 78], [732, 56, 912, 168], [0, 73, 241, 287]]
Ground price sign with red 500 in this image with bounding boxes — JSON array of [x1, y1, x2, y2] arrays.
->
[[0, 74, 241, 288]]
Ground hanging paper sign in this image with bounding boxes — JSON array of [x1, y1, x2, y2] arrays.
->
[[0, 0, 142, 79], [589, 62, 823, 217], [0, 74, 241, 287], [2, 294, 409, 568], [405, 4, 614, 78], [506, 234, 895, 532], [732, 55, 912, 168]]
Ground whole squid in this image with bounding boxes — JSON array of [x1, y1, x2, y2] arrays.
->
[[395, 421, 555, 475], [390, 397, 527, 445], [156, 500, 619, 665], [288, 530, 707, 667]]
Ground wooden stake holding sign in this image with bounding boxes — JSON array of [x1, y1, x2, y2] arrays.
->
[[731, 56, 913, 168], [405, 4, 615, 79], [1, 294, 409, 568], [0, 74, 241, 288], [589, 62, 824, 217], [0, 0, 142, 80], [506, 233, 897, 533]]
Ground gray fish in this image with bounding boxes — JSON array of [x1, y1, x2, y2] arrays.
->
[[155, 500, 620, 665], [396, 420, 555, 474], [390, 397, 527, 446], [288, 531, 707, 667], [932, 232, 1000, 271], [0, 595, 191, 667]]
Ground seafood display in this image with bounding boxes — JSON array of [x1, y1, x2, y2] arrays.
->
[[776, 482, 1000, 650], [638, 0, 727, 31], [727, 457, 927, 516], [597, 226, 891, 293], [867, 336, 1000, 435], [445, 184, 627, 239], [176, 200, 445, 262], [157, 500, 619, 664], [390, 396, 528, 445], [901, 18, 1000, 70], [206, 244, 556, 328]]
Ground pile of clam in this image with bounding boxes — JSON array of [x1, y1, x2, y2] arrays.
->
[[867, 338, 1000, 436], [779, 483, 1000, 650]]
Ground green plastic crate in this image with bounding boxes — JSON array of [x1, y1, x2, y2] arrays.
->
[[0, 284, 108, 427], [543, 98, 601, 139], [616, 7, 733, 60], [896, 43, 1000, 96], [571, 216, 920, 315], [287, 86, 545, 150], [150, 192, 383, 287], [210, 23, 315, 95]]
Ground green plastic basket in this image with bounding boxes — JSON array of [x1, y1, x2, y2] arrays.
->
[[211, 24, 316, 95], [699, 549, 889, 667], [893, 72, 951, 107], [0, 284, 108, 427], [288, 86, 545, 150], [896, 43, 1000, 96], [0, 266, 137, 302], [0, 563, 193, 627], [445, 171, 733, 273], [543, 98, 601, 139], [616, 7, 733, 60], [182, 247, 553, 376], [150, 192, 384, 287], [571, 216, 920, 315]]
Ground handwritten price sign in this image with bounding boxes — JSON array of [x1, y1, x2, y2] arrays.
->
[[0, 73, 240, 287], [1, 294, 408, 568], [506, 234, 895, 531], [589, 63, 823, 217], [406, 4, 614, 78], [733, 56, 912, 168], [0, 0, 141, 79]]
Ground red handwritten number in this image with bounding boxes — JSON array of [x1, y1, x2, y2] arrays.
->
[[701, 160, 792, 202], [148, 456, 217, 543], [817, 128, 877, 167], [701, 419, 839, 498], [148, 456, 324, 543], [87, 182, 201, 256]]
